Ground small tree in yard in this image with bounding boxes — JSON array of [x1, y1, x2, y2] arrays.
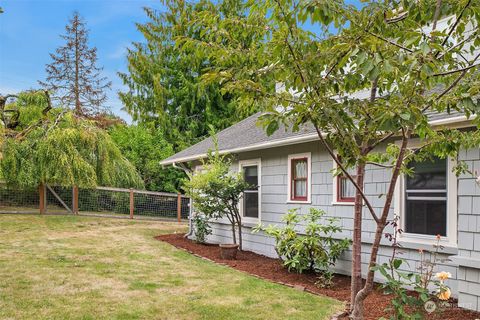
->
[[181, 0, 480, 318], [185, 150, 250, 250]]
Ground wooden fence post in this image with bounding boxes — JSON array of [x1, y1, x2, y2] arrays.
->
[[177, 193, 182, 224], [129, 189, 134, 219], [72, 186, 79, 214], [39, 184, 45, 214]]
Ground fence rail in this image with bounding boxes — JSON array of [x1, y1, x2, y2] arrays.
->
[[0, 182, 189, 222]]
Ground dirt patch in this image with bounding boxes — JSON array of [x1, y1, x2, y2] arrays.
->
[[156, 233, 480, 320]]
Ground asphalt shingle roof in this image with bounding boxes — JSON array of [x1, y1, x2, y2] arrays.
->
[[160, 111, 470, 165]]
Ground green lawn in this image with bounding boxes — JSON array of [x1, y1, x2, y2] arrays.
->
[[0, 215, 342, 320]]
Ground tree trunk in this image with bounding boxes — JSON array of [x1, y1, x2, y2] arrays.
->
[[350, 162, 366, 313], [74, 15, 81, 115], [352, 222, 384, 319], [237, 215, 243, 251], [352, 133, 410, 319], [231, 223, 237, 245]]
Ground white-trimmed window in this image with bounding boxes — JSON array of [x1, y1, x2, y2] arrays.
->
[[287, 153, 311, 203], [239, 159, 261, 221], [332, 158, 356, 205], [395, 155, 457, 246]]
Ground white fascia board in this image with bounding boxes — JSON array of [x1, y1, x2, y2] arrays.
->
[[429, 114, 477, 126]]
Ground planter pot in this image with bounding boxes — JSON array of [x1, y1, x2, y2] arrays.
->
[[219, 243, 239, 260]]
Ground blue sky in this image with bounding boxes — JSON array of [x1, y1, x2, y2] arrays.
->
[[0, 0, 361, 123], [0, 0, 165, 122]]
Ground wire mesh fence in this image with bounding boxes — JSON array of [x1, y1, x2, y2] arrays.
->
[[78, 187, 189, 219], [46, 185, 73, 214], [79, 187, 130, 216], [0, 182, 39, 214], [0, 182, 189, 221], [133, 190, 190, 219]]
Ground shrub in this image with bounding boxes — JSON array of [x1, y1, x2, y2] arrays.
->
[[192, 213, 212, 244], [254, 208, 350, 287], [184, 148, 250, 250]]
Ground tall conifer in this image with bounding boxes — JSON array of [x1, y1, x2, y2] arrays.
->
[[40, 12, 111, 115]]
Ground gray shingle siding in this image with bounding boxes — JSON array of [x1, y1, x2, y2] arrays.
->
[[192, 140, 471, 308], [453, 149, 480, 311]]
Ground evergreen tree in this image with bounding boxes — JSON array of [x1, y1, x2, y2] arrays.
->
[[39, 12, 111, 116], [119, 0, 273, 152]]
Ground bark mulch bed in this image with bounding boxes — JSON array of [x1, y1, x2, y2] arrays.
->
[[156, 233, 480, 320]]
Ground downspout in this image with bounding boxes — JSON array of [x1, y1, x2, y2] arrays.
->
[[172, 162, 194, 238]]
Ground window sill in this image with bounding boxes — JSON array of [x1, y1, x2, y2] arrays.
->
[[211, 218, 259, 228], [331, 201, 355, 206], [323, 232, 457, 254], [242, 221, 259, 228], [398, 234, 458, 255], [286, 200, 311, 204]]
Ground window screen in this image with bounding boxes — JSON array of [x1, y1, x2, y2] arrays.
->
[[243, 165, 259, 218], [405, 157, 447, 236]]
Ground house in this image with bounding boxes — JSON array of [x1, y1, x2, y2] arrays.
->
[[161, 110, 480, 312]]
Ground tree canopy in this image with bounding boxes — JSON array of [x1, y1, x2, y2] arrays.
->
[[109, 123, 183, 192], [0, 91, 142, 189], [178, 0, 480, 318], [39, 12, 111, 115], [119, 0, 273, 151]]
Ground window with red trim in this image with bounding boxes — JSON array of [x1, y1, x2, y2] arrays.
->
[[337, 174, 356, 202], [291, 158, 308, 201]]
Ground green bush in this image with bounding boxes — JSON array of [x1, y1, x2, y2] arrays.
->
[[184, 148, 249, 250], [192, 214, 212, 244], [254, 208, 350, 287]]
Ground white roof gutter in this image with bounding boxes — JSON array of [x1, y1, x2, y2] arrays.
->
[[429, 114, 476, 126], [161, 115, 477, 166]]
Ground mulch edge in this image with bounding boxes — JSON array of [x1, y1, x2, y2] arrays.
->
[[155, 235, 348, 319]]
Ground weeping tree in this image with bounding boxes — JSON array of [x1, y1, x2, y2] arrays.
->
[[0, 90, 143, 189], [180, 0, 480, 318]]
